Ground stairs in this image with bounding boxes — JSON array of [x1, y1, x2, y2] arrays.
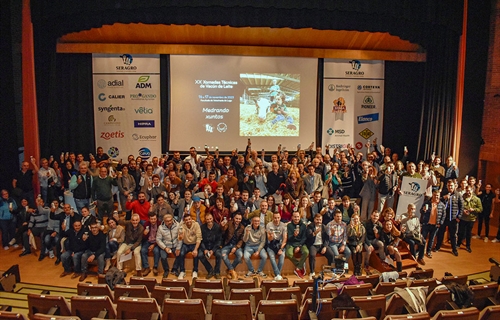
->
[[368, 242, 418, 273]]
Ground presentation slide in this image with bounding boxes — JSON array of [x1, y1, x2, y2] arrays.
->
[[170, 55, 317, 151]]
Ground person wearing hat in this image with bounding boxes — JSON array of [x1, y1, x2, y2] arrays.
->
[[190, 196, 207, 225]]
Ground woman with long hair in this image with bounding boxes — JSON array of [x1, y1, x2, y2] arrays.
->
[[324, 165, 342, 200], [278, 194, 294, 223], [380, 219, 402, 272], [297, 195, 312, 224], [284, 168, 305, 200], [62, 160, 77, 190], [208, 197, 230, 225], [266, 195, 278, 214], [346, 213, 366, 276]]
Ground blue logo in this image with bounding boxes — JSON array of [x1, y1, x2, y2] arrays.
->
[[98, 93, 106, 101], [409, 182, 421, 192], [349, 60, 361, 70], [138, 147, 151, 160], [357, 113, 379, 124], [134, 120, 155, 128], [120, 54, 133, 65]]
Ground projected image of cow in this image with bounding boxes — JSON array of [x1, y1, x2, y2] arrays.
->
[[239, 73, 300, 136]]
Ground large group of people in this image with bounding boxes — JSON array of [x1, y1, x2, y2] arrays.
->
[[1, 140, 500, 281]]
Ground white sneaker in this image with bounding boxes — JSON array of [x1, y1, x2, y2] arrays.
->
[[192, 271, 198, 279], [257, 271, 267, 278], [492, 238, 499, 243], [309, 272, 316, 280], [13, 244, 19, 248], [274, 275, 283, 280], [49, 250, 55, 258], [245, 271, 255, 278], [3, 246, 9, 250], [8, 238, 16, 246], [484, 237, 489, 243], [472, 235, 481, 239], [178, 271, 186, 279]]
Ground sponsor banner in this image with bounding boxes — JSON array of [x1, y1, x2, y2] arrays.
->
[[324, 59, 385, 79], [322, 60, 384, 149], [93, 54, 161, 161], [396, 176, 426, 219], [93, 54, 160, 74]]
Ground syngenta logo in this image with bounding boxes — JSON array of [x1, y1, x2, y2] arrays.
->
[[98, 105, 125, 112], [134, 107, 153, 114], [100, 131, 125, 140]]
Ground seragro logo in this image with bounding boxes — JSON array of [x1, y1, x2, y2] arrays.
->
[[116, 54, 137, 71], [138, 147, 151, 160], [100, 130, 125, 140], [345, 60, 364, 76], [357, 113, 379, 124]]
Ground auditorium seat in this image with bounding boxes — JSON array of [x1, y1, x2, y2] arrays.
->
[[408, 278, 438, 293], [190, 288, 225, 312], [260, 279, 289, 297], [229, 288, 264, 314], [116, 297, 161, 320], [162, 298, 206, 320], [383, 313, 430, 320], [114, 284, 151, 298], [27, 294, 72, 319], [470, 282, 499, 310], [193, 279, 224, 290], [0, 311, 28, 320], [340, 283, 373, 297], [71, 295, 116, 320], [385, 293, 410, 315], [356, 274, 380, 288], [209, 299, 253, 320], [266, 286, 302, 312], [129, 276, 158, 292], [32, 315, 80, 320], [440, 275, 467, 286], [426, 289, 452, 317], [351, 294, 386, 320], [479, 305, 500, 320], [160, 278, 191, 296], [410, 269, 434, 279], [292, 279, 314, 295], [152, 286, 188, 309], [299, 298, 337, 320], [372, 281, 407, 295], [226, 279, 258, 290], [76, 283, 114, 302], [431, 307, 479, 320], [303, 285, 338, 300], [254, 299, 298, 320]]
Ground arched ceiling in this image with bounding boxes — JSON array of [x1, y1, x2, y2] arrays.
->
[[57, 23, 426, 61]]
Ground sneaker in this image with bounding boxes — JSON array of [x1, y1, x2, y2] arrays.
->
[[49, 250, 55, 259], [163, 272, 169, 278], [294, 268, 304, 279], [257, 271, 267, 278], [178, 271, 186, 280], [12, 244, 19, 249], [484, 237, 489, 243], [309, 272, 316, 280], [492, 238, 499, 243], [245, 271, 255, 278], [3, 246, 9, 250], [8, 238, 16, 246], [417, 258, 426, 265], [192, 271, 198, 279], [472, 235, 481, 239], [274, 275, 283, 280], [214, 274, 221, 279]]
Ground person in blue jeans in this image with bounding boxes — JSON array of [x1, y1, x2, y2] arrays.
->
[[140, 212, 161, 276], [221, 212, 244, 279], [326, 210, 351, 261], [266, 212, 287, 280], [242, 216, 268, 277], [60, 220, 87, 278], [177, 214, 202, 279]]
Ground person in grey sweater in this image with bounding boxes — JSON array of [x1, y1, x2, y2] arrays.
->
[[91, 167, 117, 219], [39, 199, 63, 261], [20, 197, 48, 257], [242, 215, 268, 277]]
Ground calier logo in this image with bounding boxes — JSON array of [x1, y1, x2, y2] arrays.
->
[[98, 93, 106, 101], [134, 107, 153, 114], [136, 76, 152, 89], [357, 113, 379, 124], [100, 131, 125, 140]]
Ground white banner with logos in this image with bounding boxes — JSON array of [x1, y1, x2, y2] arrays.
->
[[322, 59, 384, 151], [92, 54, 161, 162], [396, 176, 426, 219]]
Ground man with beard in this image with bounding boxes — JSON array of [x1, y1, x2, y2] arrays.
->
[[221, 212, 244, 279], [126, 192, 151, 224], [435, 180, 464, 256], [457, 186, 482, 253], [69, 164, 93, 215], [116, 214, 144, 276], [198, 213, 223, 279], [91, 166, 117, 220], [80, 221, 106, 280]]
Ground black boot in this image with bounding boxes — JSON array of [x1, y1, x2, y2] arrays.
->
[[396, 261, 403, 272], [354, 264, 361, 276]]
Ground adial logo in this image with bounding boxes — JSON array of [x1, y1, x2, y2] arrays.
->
[[97, 105, 125, 113], [136, 75, 152, 89], [361, 96, 376, 109], [357, 113, 379, 124], [116, 54, 137, 71], [346, 60, 364, 76], [130, 92, 157, 100], [104, 115, 120, 126], [98, 93, 106, 101], [100, 130, 125, 140], [138, 147, 151, 160], [132, 133, 157, 141], [134, 107, 153, 114], [97, 79, 124, 88]]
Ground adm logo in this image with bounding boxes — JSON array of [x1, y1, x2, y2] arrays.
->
[[136, 76, 152, 89], [100, 130, 125, 140], [116, 54, 137, 71]]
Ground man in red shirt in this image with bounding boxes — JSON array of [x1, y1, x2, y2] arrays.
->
[[126, 192, 150, 223]]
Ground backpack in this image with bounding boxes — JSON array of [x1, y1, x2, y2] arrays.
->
[[105, 267, 126, 290]]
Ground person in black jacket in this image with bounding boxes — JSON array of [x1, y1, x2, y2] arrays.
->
[[60, 220, 88, 278], [50, 203, 79, 265], [306, 214, 334, 279], [198, 213, 222, 279], [377, 163, 398, 212], [80, 221, 106, 281]]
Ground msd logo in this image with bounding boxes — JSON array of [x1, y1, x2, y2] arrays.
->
[[357, 113, 379, 124]]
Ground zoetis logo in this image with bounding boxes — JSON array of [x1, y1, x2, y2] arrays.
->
[[134, 107, 153, 114], [136, 76, 152, 89], [100, 131, 125, 140]]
